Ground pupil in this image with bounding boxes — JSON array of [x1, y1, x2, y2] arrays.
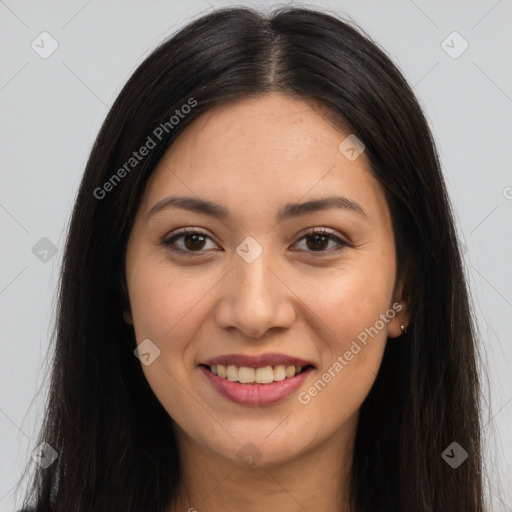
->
[[307, 234, 328, 251], [185, 234, 205, 250]]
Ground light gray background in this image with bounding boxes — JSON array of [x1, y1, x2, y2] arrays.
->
[[1, 1, 511, 510]]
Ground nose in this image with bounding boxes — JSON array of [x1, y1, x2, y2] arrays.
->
[[215, 250, 296, 339]]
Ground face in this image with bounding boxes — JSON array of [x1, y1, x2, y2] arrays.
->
[[123, 92, 408, 467]]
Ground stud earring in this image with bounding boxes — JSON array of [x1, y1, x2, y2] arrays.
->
[[400, 324, 408, 334]]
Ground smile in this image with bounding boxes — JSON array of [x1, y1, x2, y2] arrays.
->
[[199, 353, 316, 406]]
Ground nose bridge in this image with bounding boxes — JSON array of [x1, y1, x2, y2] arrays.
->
[[233, 239, 277, 312], [216, 236, 295, 338]]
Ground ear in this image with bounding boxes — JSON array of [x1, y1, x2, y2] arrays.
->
[[123, 310, 133, 325], [387, 278, 411, 339]]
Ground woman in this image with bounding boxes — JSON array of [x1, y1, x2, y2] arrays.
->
[[16, 6, 486, 511]]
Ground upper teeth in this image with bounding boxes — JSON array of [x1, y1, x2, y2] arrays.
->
[[210, 364, 303, 384]]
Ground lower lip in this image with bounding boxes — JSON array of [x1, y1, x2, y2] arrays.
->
[[200, 365, 314, 407]]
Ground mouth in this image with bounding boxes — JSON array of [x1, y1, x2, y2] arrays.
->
[[198, 353, 316, 406], [200, 352, 316, 384]]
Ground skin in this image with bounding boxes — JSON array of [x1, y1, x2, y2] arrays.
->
[[123, 92, 409, 512]]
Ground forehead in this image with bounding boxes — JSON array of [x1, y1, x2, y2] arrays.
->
[[140, 93, 388, 222]]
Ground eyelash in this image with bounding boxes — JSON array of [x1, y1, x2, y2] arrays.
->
[[161, 227, 348, 257]]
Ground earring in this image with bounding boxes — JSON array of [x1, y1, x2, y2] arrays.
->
[[400, 324, 408, 334]]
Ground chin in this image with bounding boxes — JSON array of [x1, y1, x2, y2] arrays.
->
[[203, 425, 317, 468]]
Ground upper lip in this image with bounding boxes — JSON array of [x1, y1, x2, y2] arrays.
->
[[201, 352, 315, 368]]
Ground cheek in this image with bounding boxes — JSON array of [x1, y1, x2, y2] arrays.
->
[[126, 264, 209, 421], [128, 262, 212, 340], [292, 255, 394, 411], [296, 259, 394, 344], [296, 285, 390, 423]]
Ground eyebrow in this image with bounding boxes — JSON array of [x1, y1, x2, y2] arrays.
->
[[146, 195, 367, 221]]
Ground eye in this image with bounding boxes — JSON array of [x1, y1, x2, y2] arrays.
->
[[161, 227, 348, 256], [162, 227, 219, 254], [292, 228, 348, 255]]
